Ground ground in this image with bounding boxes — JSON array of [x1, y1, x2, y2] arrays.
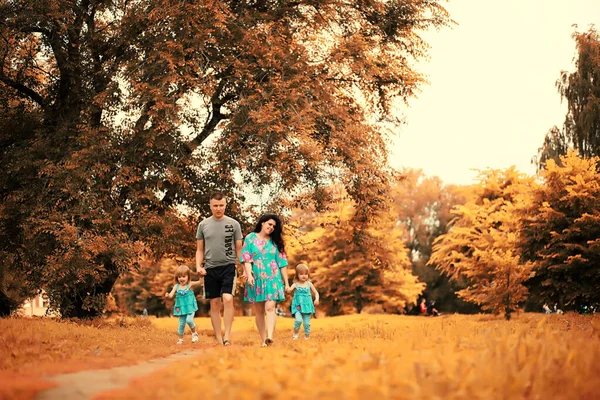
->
[[1, 313, 599, 399]]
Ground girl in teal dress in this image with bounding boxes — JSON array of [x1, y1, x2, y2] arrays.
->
[[241, 214, 290, 346], [165, 265, 202, 344], [287, 263, 320, 340]]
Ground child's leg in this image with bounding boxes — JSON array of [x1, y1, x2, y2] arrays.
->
[[293, 312, 302, 334], [186, 313, 196, 332], [187, 313, 199, 343], [302, 313, 311, 337], [177, 316, 186, 343]]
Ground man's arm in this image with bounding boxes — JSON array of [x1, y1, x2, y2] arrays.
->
[[196, 239, 206, 276], [235, 238, 243, 275]]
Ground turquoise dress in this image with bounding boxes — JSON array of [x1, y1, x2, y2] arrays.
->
[[240, 232, 288, 303], [173, 283, 198, 316], [291, 285, 315, 315]]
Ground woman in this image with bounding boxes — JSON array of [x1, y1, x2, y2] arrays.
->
[[240, 214, 290, 346]]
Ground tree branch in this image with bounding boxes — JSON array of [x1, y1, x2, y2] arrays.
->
[[0, 74, 45, 106]]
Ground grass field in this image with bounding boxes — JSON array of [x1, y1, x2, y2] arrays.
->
[[2, 313, 599, 399]]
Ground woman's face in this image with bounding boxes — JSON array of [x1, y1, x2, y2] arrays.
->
[[260, 219, 277, 236]]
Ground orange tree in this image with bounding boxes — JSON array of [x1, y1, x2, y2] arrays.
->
[[520, 151, 600, 310], [429, 168, 536, 319], [0, 0, 451, 317], [390, 168, 472, 312], [288, 188, 423, 315]]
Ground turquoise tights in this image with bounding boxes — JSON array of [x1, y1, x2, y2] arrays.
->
[[293, 312, 311, 336], [178, 313, 196, 336]]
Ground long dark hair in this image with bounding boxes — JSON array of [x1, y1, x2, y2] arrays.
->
[[253, 214, 285, 253]]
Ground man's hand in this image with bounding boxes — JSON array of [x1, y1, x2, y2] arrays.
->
[[197, 266, 207, 276]]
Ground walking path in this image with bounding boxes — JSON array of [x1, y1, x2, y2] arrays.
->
[[34, 349, 202, 400]]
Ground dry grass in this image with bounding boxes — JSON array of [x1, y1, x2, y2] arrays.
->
[[2, 313, 599, 399], [101, 313, 600, 400], [0, 316, 215, 375]]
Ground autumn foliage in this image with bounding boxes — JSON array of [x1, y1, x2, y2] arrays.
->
[[0, 0, 452, 317]]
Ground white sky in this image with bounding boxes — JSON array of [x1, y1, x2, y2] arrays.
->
[[390, 0, 600, 185]]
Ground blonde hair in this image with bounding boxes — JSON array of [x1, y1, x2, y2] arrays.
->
[[174, 264, 191, 283], [294, 263, 310, 282]]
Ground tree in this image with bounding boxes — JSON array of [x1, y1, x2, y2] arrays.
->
[[0, 0, 451, 317], [520, 151, 600, 310], [536, 27, 600, 167], [389, 169, 475, 312], [288, 188, 423, 315], [429, 168, 535, 319]]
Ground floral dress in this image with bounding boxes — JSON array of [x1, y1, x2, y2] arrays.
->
[[240, 232, 288, 303]]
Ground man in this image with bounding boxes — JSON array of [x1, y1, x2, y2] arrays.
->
[[196, 192, 243, 346]]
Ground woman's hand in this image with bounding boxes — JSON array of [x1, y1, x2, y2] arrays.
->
[[246, 274, 255, 287]]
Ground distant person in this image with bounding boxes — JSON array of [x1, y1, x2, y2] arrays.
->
[[241, 214, 290, 346], [142, 308, 148, 317], [419, 298, 428, 315], [543, 303, 552, 314], [427, 300, 439, 316], [553, 303, 564, 315], [196, 192, 243, 346], [286, 263, 320, 340], [165, 265, 203, 344]]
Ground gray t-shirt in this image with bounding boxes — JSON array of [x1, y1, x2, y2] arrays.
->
[[196, 216, 243, 268]]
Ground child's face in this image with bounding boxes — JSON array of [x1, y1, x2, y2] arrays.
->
[[298, 272, 309, 282], [178, 275, 189, 285]]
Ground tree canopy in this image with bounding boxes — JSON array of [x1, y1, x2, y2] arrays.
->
[[536, 27, 600, 167], [0, 0, 451, 316]]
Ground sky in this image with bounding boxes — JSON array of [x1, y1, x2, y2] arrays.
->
[[390, 0, 600, 185]]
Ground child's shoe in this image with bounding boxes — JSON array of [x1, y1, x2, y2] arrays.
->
[[176, 338, 184, 345], [191, 332, 199, 343], [304, 335, 310, 340], [292, 334, 299, 340]]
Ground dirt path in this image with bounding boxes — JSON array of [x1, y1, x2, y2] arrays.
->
[[34, 349, 202, 400]]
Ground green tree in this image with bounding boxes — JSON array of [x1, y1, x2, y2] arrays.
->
[[0, 0, 451, 317], [520, 151, 600, 310], [429, 168, 535, 319], [536, 27, 600, 167]]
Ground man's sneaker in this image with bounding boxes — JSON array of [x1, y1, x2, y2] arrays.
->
[[292, 334, 299, 340], [191, 332, 199, 343], [176, 338, 184, 345]]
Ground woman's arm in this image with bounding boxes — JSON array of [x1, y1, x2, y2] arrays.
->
[[165, 285, 176, 299], [280, 267, 290, 291], [243, 262, 254, 286], [309, 282, 320, 305]]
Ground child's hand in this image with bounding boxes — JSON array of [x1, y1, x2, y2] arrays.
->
[[314, 299, 319, 305], [285, 286, 293, 293], [164, 293, 169, 298]]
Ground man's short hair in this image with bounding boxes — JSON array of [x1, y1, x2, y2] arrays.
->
[[210, 192, 226, 201]]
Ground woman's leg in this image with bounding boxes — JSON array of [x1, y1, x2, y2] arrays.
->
[[265, 300, 277, 341], [253, 302, 266, 344], [302, 313, 311, 338]]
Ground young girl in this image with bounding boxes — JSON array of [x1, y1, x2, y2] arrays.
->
[[287, 263, 319, 340], [165, 265, 202, 344]]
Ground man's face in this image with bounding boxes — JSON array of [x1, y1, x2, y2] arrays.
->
[[210, 198, 227, 219]]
